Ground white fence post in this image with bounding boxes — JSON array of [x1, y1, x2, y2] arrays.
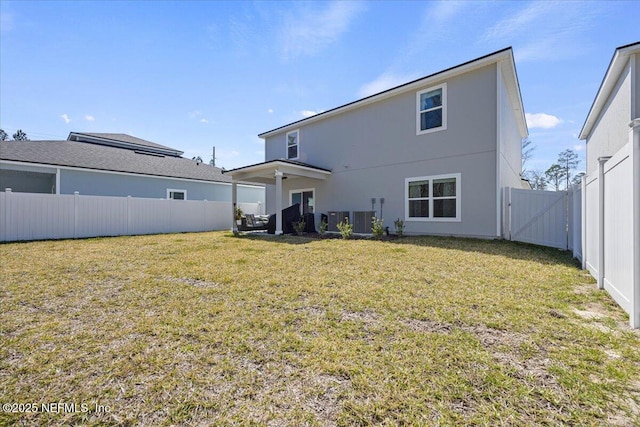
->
[[631, 119, 640, 328], [581, 175, 587, 270], [73, 191, 79, 239], [4, 189, 13, 242], [127, 196, 132, 235], [597, 157, 610, 290]]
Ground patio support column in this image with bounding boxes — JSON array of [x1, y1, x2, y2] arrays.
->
[[275, 170, 283, 235], [231, 181, 238, 233]]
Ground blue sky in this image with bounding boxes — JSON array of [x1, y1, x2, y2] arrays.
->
[[1, 1, 638, 173]]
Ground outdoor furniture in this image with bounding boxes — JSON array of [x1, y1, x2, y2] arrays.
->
[[238, 213, 269, 231], [267, 203, 301, 234]]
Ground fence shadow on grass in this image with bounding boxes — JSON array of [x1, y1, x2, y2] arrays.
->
[[227, 231, 581, 267]]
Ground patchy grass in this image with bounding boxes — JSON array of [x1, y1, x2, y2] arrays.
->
[[1, 232, 639, 426]]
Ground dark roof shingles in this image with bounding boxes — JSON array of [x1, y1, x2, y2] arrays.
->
[[70, 132, 181, 153], [0, 140, 231, 183]]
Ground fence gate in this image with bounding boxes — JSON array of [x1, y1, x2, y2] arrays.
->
[[507, 188, 568, 250]]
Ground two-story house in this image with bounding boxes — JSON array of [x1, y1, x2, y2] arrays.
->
[[226, 47, 527, 237]]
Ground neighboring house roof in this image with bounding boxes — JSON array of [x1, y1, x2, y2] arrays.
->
[[67, 132, 184, 157], [579, 41, 640, 140], [259, 47, 528, 139], [0, 139, 232, 183]]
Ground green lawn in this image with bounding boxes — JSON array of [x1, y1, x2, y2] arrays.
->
[[1, 232, 639, 426]]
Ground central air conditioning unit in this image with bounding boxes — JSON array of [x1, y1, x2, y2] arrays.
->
[[353, 211, 375, 234], [328, 211, 350, 232]]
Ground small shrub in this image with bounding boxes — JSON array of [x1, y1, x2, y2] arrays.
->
[[234, 207, 244, 221], [394, 218, 404, 237], [292, 219, 306, 236], [337, 217, 353, 240], [319, 218, 328, 235], [371, 216, 384, 240]]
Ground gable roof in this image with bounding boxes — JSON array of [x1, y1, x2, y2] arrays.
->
[[579, 41, 640, 140], [259, 47, 527, 139], [68, 132, 184, 157], [0, 139, 232, 183]]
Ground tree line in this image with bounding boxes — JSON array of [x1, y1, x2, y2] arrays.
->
[[522, 139, 582, 191], [0, 129, 29, 141]]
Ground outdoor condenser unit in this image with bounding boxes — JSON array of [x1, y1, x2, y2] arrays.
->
[[328, 211, 350, 232], [353, 211, 375, 234]]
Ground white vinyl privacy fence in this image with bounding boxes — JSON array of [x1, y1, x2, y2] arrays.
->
[[582, 129, 640, 328], [505, 185, 582, 259], [0, 190, 262, 242]]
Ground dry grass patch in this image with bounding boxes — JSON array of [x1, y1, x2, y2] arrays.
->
[[1, 232, 640, 426]]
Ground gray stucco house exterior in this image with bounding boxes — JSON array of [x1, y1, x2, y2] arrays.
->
[[226, 47, 527, 237], [0, 132, 265, 204]]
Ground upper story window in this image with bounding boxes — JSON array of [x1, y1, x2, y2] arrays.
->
[[286, 130, 299, 160], [405, 173, 460, 222], [416, 84, 447, 135]]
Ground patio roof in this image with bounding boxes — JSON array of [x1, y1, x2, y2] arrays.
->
[[223, 159, 331, 184], [225, 160, 331, 235]]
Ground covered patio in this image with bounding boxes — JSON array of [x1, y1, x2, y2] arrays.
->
[[224, 159, 331, 235]]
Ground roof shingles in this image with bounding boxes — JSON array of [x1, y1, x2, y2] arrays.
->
[[0, 140, 231, 183]]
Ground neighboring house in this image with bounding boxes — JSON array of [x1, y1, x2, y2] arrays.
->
[[579, 41, 640, 327], [0, 132, 264, 204], [226, 47, 527, 237]]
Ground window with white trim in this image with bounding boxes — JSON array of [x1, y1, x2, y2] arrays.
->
[[286, 130, 299, 160], [416, 84, 447, 135], [405, 173, 460, 221], [167, 189, 187, 200]]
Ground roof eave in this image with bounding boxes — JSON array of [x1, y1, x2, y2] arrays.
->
[[579, 42, 640, 140]]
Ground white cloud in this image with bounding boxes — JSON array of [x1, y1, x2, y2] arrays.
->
[[60, 114, 71, 124], [525, 113, 562, 129], [481, 2, 549, 43], [280, 2, 364, 58], [188, 110, 202, 119], [480, 2, 596, 62], [268, 108, 274, 114], [357, 72, 418, 98], [573, 144, 584, 152], [200, 118, 209, 123], [218, 149, 240, 159], [84, 115, 95, 121], [425, 1, 465, 27], [299, 109, 323, 118]]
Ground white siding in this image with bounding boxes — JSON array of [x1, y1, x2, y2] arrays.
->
[[586, 61, 632, 175]]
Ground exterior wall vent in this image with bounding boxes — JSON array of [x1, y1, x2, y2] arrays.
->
[[353, 211, 375, 234], [328, 211, 350, 232]]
